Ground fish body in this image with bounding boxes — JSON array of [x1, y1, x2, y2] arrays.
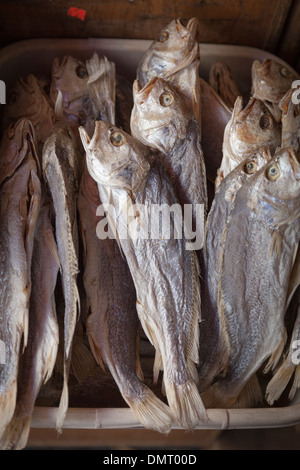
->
[[202, 148, 300, 408], [199, 146, 272, 392], [80, 121, 206, 429], [78, 163, 172, 433], [0, 196, 59, 450], [131, 76, 207, 223], [42, 117, 80, 430], [216, 96, 281, 188], [0, 119, 41, 439]]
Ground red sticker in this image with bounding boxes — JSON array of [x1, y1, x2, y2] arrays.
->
[[68, 7, 86, 21]]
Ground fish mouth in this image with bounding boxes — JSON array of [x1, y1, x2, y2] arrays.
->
[[175, 17, 200, 41], [288, 148, 300, 180], [134, 77, 159, 104]]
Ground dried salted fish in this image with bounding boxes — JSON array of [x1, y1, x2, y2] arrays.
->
[[0, 195, 59, 450], [202, 148, 300, 409], [130, 76, 207, 223], [80, 54, 173, 432], [80, 121, 206, 429], [136, 18, 201, 127], [42, 105, 80, 431], [216, 96, 281, 188], [79, 163, 173, 433], [198, 146, 272, 393], [0, 119, 41, 439]]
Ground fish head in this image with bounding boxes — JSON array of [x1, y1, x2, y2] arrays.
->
[[251, 59, 297, 103], [131, 77, 190, 153], [79, 121, 151, 192], [50, 55, 90, 117], [6, 74, 42, 119], [249, 148, 300, 228], [137, 18, 200, 86], [233, 96, 281, 148]]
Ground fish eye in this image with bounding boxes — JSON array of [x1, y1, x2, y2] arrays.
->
[[280, 67, 293, 78], [244, 160, 257, 175], [158, 31, 169, 43], [110, 131, 124, 147], [265, 163, 280, 181], [76, 65, 88, 79], [159, 91, 174, 107], [8, 91, 18, 105], [259, 114, 273, 130]]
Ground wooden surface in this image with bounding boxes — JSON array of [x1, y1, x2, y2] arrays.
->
[[0, 0, 299, 72]]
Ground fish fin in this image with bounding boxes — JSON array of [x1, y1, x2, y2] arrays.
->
[[289, 365, 300, 401], [265, 358, 296, 405], [70, 328, 96, 383], [263, 328, 288, 374], [87, 330, 105, 371], [0, 414, 31, 450], [233, 373, 263, 408], [270, 230, 282, 260], [44, 225, 61, 271], [286, 245, 300, 310], [153, 350, 163, 384], [124, 388, 173, 434], [164, 379, 207, 429], [0, 384, 17, 441], [201, 382, 237, 409], [54, 89, 64, 121], [56, 370, 69, 432]]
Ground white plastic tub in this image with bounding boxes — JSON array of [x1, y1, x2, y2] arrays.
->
[[0, 38, 299, 431]]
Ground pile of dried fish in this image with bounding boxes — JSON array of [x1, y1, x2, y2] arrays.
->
[[0, 16, 299, 450]]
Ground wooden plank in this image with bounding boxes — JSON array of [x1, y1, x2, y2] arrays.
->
[[277, 0, 300, 72], [0, 0, 294, 55]]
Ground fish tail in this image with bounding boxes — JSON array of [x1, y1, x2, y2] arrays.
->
[[265, 359, 296, 405], [263, 328, 288, 374], [164, 379, 207, 429], [289, 365, 300, 401], [0, 384, 17, 440], [233, 373, 263, 408], [125, 388, 173, 434], [201, 382, 237, 409], [0, 415, 31, 450], [56, 368, 69, 432]]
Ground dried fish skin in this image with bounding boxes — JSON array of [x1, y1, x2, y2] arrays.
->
[[0, 120, 41, 439], [202, 148, 300, 409], [78, 163, 173, 433], [198, 146, 272, 392], [80, 121, 206, 429], [42, 118, 80, 431], [0, 197, 59, 450], [209, 61, 241, 111], [216, 96, 281, 188]]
